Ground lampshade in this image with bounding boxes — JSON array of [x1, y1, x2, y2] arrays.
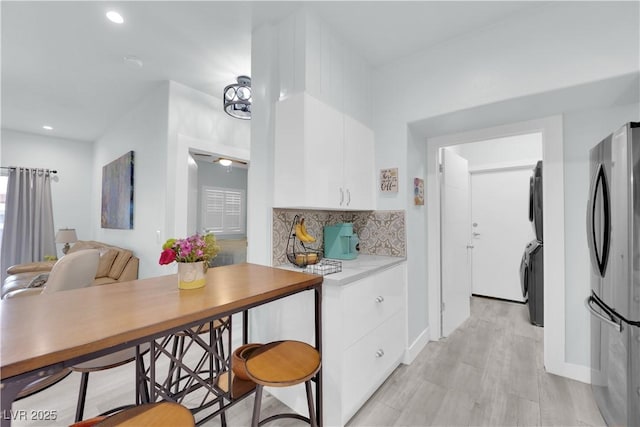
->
[[223, 76, 251, 120], [55, 228, 78, 244]]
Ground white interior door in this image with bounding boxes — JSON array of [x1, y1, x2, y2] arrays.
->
[[471, 168, 535, 302], [441, 148, 471, 337]]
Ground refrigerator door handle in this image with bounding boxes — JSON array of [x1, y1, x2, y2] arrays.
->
[[585, 295, 622, 332], [586, 163, 611, 277]]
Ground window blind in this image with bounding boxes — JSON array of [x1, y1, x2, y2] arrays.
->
[[202, 186, 245, 234]]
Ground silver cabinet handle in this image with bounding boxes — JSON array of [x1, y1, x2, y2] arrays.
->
[[347, 189, 351, 206], [466, 245, 474, 249], [375, 349, 385, 358], [375, 296, 384, 303], [340, 188, 344, 205], [585, 296, 622, 332]]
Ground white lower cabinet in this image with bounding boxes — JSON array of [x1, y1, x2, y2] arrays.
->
[[323, 263, 407, 426]]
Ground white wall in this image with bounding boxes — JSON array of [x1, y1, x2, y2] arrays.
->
[[92, 82, 170, 279], [167, 81, 250, 246], [454, 133, 542, 171], [1, 129, 93, 257], [273, 9, 373, 127], [563, 102, 639, 366], [247, 23, 277, 266], [405, 126, 429, 358], [373, 0, 639, 378]]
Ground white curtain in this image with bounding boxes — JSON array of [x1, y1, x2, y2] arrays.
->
[[1, 168, 56, 282]]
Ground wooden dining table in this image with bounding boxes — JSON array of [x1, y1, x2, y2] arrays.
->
[[0, 263, 323, 426]]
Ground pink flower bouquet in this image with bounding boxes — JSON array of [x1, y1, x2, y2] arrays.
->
[[159, 233, 220, 266]]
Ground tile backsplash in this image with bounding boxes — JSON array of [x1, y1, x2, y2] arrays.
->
[[272, 209, 406, 265]]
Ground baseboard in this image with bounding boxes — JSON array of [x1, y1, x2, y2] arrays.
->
[[403, 327, 429, 364], [546, 360, 591, 384]]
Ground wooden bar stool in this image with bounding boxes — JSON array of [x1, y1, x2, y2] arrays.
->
[[245, 340, 321, 427], [69, 402, 194, 427]]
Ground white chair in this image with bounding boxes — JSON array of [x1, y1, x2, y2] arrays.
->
[[3, 249, 100, 400], [3, 249, 100, 299]]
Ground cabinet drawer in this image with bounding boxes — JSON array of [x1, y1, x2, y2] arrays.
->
[[342, 310, 404, 422], [341, 265, 404, 347]]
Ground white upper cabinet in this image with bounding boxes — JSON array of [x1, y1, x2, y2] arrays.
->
[[343, 114, 375, 210], [274, 93, 375, 210]]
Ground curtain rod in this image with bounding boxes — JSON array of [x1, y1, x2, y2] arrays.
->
[[1, 166, 57, 174]]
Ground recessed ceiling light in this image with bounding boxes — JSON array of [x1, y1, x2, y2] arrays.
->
[[106, 11, 124, 24], [42, 125, 53, 130], [219, 159, 232, 167]]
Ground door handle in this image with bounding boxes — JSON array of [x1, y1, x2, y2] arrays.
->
[[585, 295, 622, 332], [466, 245, 474, 249], [587, 164, 611, 277], [339, 188, 344, 206]]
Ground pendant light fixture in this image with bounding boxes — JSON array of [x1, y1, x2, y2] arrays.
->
[[223, 76, 252, 120]]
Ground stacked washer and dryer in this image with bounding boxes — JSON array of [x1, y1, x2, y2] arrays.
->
[[520, 161, 544, 326]]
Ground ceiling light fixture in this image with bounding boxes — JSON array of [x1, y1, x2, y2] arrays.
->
[[42, 125, 53, 130], [218, 159, 232, 167], [106, 11, 124, 24], [223, 76, 251, 120]]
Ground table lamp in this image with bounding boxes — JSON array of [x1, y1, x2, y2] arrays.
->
[[55, 228, 78, 254]]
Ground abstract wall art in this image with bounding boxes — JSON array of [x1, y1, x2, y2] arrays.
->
[[101, 151, 134, 229]]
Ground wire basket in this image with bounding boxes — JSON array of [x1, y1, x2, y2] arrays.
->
[[286, 214, 323, 268], [304, 259, 342, 275]]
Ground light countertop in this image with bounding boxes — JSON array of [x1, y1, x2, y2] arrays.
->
[[277, 254, 405, 286]]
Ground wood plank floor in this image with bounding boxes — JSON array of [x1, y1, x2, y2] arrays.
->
[[10, 297, 605, 426]]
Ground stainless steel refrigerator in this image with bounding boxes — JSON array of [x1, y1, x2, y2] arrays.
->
[[585, 122, 640, 427]]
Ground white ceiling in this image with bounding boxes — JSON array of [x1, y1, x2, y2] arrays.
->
[[1, 1, 541, 142]]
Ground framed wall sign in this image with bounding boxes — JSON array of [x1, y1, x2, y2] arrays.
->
[[414, 177, 424, 205], [380, 168, 398, 193]]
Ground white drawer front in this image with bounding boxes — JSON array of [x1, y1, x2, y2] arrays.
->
[[341, 264, 404, 347], [342, 310, 404, 422]]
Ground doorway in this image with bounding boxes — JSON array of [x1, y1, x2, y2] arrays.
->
[[190, 151, 249, 267], [427, 115, 567, 377], [439, 133, 541, 336]]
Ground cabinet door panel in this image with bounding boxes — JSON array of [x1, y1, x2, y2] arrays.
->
[[343, 311, 404, 423], [304, 95, 344, 208], [343, 115, 375, 210], [274, 94, 306, 207], [341, 265, 404, 347]]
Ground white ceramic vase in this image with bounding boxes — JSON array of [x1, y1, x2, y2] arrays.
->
[[177, 261, 206, 290]]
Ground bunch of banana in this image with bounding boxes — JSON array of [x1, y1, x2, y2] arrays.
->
[[295, 217, 316, 244]]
